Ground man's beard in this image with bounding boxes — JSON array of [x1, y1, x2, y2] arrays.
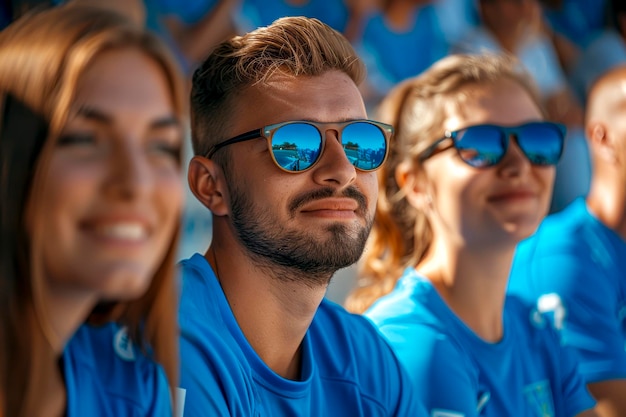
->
[[229, 184, 373, 287]]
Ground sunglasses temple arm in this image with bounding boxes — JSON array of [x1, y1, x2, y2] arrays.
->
[[206, 129, 263, 158]]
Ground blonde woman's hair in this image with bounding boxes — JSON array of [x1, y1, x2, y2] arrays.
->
[[345, 53, 542, 314], [0, 5, 186, 416]]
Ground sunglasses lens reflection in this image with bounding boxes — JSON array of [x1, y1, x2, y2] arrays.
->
[[270, 122, 388, 172], [456, 125, 505, 168], [342, 122, 388, 171], [516, 123, 564, 166], [271, 123, 321, 172], [455, 123, 564, 168]]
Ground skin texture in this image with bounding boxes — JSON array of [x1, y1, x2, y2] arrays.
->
[[580, 66, 626, 417], [400, 78, 554, 342], [423, 79, 554, 249], [188, 69, 377, 379], [34, 47, 183, 352]]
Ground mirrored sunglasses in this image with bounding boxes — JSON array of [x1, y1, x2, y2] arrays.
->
[[206, 119, 393, 173], [418, 121, 566, 168]]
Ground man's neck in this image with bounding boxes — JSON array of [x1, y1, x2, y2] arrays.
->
[[206, 247, 328, 380], [587, 180, 626, 240]]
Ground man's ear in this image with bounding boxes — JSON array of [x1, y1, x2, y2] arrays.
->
[[395, 161, 432, 211], [587, 122, 617, 164], [188, 156, 229, 216]]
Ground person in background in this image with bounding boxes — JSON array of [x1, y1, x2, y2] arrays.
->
[[235, 0, 358, 40], [177, 15, 425, 417], [144, 0, 242, 75], [346, 53, 597, 417], [455, 0, 590, 212], [353, 0, 449, 111], [570, 0, 626, 103], [0, 5, 186, 416], [540, 0, 607, 49], [509, 65, 626, 417]]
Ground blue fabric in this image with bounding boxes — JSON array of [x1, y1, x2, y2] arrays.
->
[[235, 0, 350, 34], [570, 30, 626, 102], [365, 268, 595, 417], [543, 0, 607, 47], [355, 5, 448, 97], [431, 0, 479, 45], [145, 0, 219, 25], [509, 197, 626, 383], [64, 323, 172, 417], [454, 27, 566, 98], [177, 253, 426, 416]]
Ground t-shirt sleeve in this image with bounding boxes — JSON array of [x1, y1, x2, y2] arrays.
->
[[374, 329, 430, 417], [150, 365, 175, 417], [556, 341, 597, 416], [178, 318, 251, 417], [178, 336, 226, 416], [531, 252, 626, 382], [378, 321, 480, 417]]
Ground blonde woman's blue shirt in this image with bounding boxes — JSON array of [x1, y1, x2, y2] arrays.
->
[[64, 323, 172, 417], [509, 197, 626, 383], [177, 253, 425, 417], [365, 268, 595, 417]]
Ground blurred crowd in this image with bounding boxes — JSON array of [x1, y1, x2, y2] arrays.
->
[[3, 3, 626, 416], [2, 0, 620, 257]]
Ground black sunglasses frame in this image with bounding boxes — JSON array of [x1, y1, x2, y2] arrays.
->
[[206, 119, 394, 173], [417, 121, 566, 168]]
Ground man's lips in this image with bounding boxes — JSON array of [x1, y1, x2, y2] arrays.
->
[[299, 198, 360, 212]]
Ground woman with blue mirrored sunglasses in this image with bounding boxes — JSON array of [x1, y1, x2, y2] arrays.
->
[[418, 121, 566, 168], [346, 53, 599, 417]]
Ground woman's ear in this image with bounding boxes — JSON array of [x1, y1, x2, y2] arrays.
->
[[187, 156, 229, 217], [395, 161, 432, 211]]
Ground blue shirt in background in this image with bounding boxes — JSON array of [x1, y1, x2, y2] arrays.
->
[[366, 268, 595, 417], [235, 0, 350, 34], [64, 323, 172, 417], [509, 197, 626, 383], [355, 4, 448, 100]]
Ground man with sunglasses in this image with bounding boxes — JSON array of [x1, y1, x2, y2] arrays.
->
[[509, 65, 626, 417], [176, 16, 425, 417]]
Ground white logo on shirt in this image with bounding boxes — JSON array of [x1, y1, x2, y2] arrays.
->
[[535, 293, 567, 330], [113, 327, 135, 361]]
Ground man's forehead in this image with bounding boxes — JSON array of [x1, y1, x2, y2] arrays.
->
[[232, 71, 365, 121]]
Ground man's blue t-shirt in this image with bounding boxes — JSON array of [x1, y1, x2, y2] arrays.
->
[[64, 323, 172, 416], [177, 253, 425, 416], [509, 197, 626, 383], [365, 268, 595, 417]]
